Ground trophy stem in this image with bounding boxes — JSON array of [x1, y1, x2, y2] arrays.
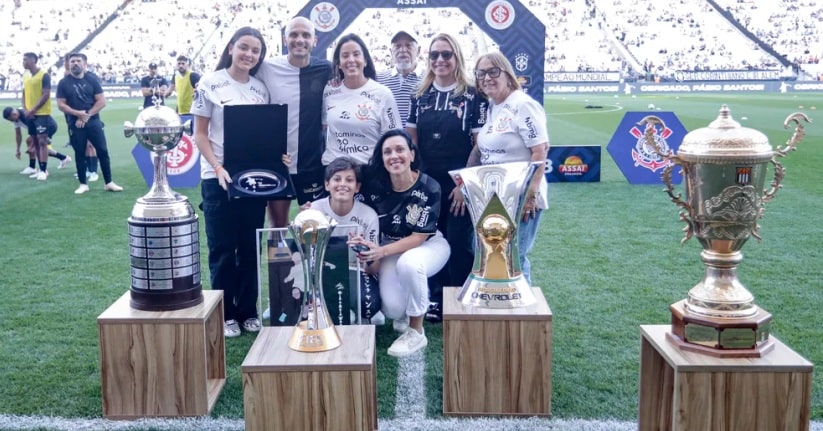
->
[[146, 151, 176, 201], [684, 250, 756, 318]]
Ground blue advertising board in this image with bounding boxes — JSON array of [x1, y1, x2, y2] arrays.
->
[[606, 111, 686, 185], [546, 145, 601, 182], [131, 132, 202, 190]]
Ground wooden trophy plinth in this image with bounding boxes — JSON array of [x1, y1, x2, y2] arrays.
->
[[443, 286, 552, 416], [97, 290, 225, 419], [639, 325, 813, 431], [670, 299, 774, 358], [242, 325, 377, 431]]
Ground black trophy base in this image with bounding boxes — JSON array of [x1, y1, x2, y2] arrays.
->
[[130, 283, 203, 311]]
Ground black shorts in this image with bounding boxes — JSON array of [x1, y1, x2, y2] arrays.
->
[[27, 115, 58, 139], [290, 170, 327, 205]]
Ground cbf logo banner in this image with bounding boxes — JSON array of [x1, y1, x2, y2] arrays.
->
[[607, 111, 686, 185], [296, 0, 545, 102]]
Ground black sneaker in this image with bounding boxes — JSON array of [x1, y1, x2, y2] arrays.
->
[[425, 302, 442, 323]]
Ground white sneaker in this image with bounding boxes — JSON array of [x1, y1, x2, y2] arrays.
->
[[58, 156, 72, 169], [104, 182, 123, 192], [20, 167, 37, 175], [387, 328, 427, 357], [74, 184, 90, 194], [262, 305, 271, 320], [224, 319, 241, 338], [29, 170, 41, 178], [87, 172, 99, 182], [392, 315, 410, 333], [35, 171, 48, 181], [241, 318, 262, 332], [370, 311, 386, 326]]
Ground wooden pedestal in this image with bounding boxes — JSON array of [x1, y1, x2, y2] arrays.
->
[[242, 325, 377, 431], [639, 324, 813, 431], [97, 290, 226, 419], [443, 286, 552, 416]]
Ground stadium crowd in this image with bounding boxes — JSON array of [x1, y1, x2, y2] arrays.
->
[[1, 0, 822, 91]]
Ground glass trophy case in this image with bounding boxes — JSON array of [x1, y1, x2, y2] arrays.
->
[[257, 225, 365, 327]]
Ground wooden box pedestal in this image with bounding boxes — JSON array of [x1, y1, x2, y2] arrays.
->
[[242, 325, 377, 431], [639, 325, 813, 431], [97, 290, 226, 419], [442, 286, 552, 416]]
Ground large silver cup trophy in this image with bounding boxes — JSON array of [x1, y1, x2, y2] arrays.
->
[[123, 89, 202, 311], [450, 161, 542, 308], [287, 209, 342, 352], [642, 105, 811, 357]]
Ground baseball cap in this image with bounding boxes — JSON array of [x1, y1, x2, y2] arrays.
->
[[391, 29, 418, 44], [149, 63, 158, 69]]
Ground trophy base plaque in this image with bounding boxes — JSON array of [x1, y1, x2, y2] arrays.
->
[[457, 274, 536, 308], [669, 299, 773, 358], [288, 321, 342, 352]]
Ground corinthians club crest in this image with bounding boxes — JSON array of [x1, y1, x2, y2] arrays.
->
[[630, 119, 673, 172]]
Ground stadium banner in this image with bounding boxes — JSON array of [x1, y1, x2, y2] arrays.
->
[[296, 0, 546, 102], [606, 111, 687, 185], [545, 72, 621, 82], [673, 69, 781, 81], [101, 84, 142, 99], [131, 133, 202, 189], [546, 145, 600, 183], [544, 80, 823, 94]]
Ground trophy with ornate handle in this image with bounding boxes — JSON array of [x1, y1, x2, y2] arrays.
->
[[642, 105, 811, 357], [450, 161, 542, 308], [123, 81, 201, 311], [287, 209, 342, 352]]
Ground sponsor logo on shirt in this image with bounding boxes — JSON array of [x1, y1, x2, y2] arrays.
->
[[410, 189, 428, 203], [355, 103, 370, 121], [525, 116, 538, 139]]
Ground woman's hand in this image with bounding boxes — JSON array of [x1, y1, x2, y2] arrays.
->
[[347, 236, 383, 262], [215, 165, 232, 191], [449, 186, 467, 216], [281, 152, 292, 168]]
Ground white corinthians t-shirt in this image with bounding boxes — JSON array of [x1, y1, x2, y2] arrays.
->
[[322, 79, 399, 165], [191, 69, 269, 179], [310, 198, 380, 245]]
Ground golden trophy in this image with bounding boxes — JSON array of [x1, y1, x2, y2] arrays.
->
[[642, 105, 811, 357], [287, 209, 342, 352], [450, 161, 542, 308]]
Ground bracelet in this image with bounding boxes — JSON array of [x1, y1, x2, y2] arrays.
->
[[214, 164, 224, 175]]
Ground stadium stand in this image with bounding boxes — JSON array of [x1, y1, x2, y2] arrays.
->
[[0, 0, 820, 92]]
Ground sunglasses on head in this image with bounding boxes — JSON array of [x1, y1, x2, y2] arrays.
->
[[428, 50, 454, 61], [475, 66, 502, 80]]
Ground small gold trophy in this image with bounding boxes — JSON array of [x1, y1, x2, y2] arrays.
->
[[287, 209, 341, 352], [643, 105, 811, 357], [450, 161, 542, 308]]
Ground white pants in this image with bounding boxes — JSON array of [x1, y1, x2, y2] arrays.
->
[[379, 231, 450, 319]]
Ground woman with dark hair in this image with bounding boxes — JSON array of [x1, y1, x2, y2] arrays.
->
[[322, 34, 400, 166], [407, 33, 488, 303], [470, 52, 549, 285], [353, 129, 450, 357], [191, 26, 270, 338]]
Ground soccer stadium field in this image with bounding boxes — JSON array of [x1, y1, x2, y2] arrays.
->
[[0, 93, 820, 430]]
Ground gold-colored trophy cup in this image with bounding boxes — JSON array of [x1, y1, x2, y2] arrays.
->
[[642, 105, 811, 357], [450, 161, 542, 308], [287, 209, 342, 352]]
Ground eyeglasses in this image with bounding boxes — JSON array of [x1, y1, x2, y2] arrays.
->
[[428, 50, 454, 61], [475, 67, 502, 80]]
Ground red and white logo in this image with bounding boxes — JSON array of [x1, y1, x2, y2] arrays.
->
[[165, 133, 199, 175], [485, 1, 516, 30], [629, 122, 672, 172], [311, 2, 340, 32]]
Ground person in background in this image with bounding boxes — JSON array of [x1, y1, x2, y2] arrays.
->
[[55, 52, 123, 195], [355, 129, 450, 357], [256, 16, 332, 228], [3, 106, 70, 177], [407, 33, 487, 320], [191, 26, 270, 338], [322, 33, 399, 167], [164, 55, 201, 123], [19, 52, 71, 179], [140, 62, 168, 108], [470, 52, 549, 285], [377, 29, 421, 128]]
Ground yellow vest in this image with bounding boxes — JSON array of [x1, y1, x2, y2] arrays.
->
[[174, 70, 196, 115], [24, 69, 51, 115]]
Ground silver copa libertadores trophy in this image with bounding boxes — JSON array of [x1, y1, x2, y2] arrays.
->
[[450, 161, 542, 308], [287, 209, 341, 352], [123, 88, 202, 311], [642, 105, 811, 357]]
